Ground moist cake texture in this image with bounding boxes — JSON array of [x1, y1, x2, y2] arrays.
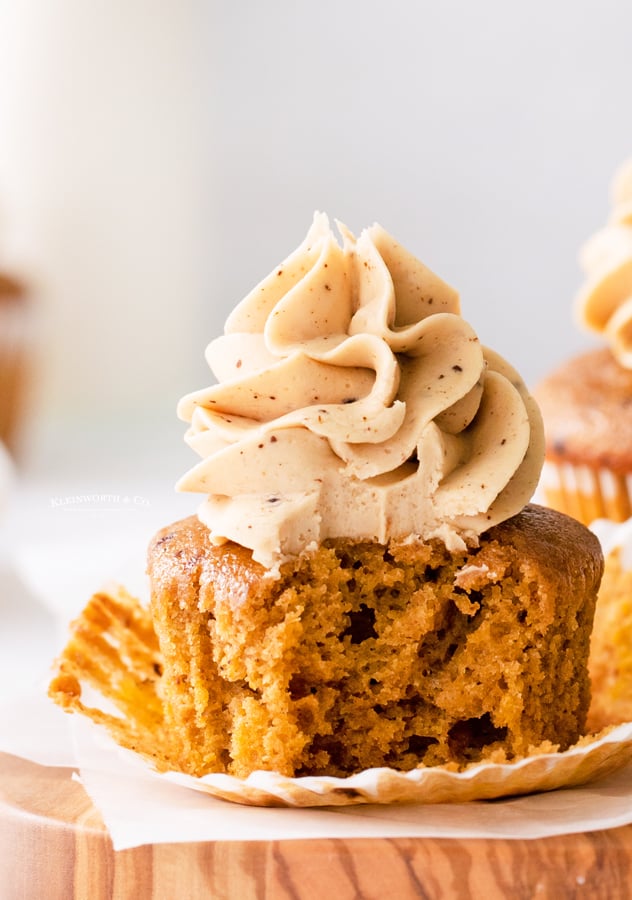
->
[[148, 505, 602, 778]]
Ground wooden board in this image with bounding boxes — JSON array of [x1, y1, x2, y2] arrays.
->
[[2, 751, 632, 900]]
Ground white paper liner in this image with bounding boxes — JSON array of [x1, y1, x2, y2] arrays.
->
[[5, 686, 632, 849], [42, 559, 632, 813], [48, 582, 632, 811], [67, 710, 632, 847], [8, 538, 632, 848], [158, 722, 632, 807], [591, 516, 632, 570], [540, 461, 622, 499], [538, 460, 632, 523]]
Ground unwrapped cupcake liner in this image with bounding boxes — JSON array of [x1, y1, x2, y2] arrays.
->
[[160, 724, 632, 807], [49, 584, 632, 808], [540, 460, 632, 525]]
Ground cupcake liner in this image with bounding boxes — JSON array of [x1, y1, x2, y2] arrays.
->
[[540, 460, 632, 525], [49, 584, 632, 808], [159, 724, 632, 807]]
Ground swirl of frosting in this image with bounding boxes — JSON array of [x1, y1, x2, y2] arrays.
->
[[177, 213, 544, 569], [576, 158, 632, 367]]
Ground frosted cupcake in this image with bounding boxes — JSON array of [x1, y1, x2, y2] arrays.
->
[[51, 214, 604, 786], [535, 158, 632, 524]]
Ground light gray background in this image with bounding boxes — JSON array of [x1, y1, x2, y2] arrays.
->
[[0, 1, 630, 477]]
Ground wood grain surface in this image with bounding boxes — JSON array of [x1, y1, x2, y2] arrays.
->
[[2, 751, 632, 900]]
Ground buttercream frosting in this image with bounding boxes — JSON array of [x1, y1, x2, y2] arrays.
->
[[177, 213, 544, 569], [576, 158, 632, 367]]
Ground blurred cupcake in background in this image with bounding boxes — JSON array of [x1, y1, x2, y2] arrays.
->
[[535, 158, 632, 525], [0, 268, 30, 525], [588, 518, 632, 731], [535, 161, 632, 736], [0, 436, 13, 522], [0, 271, 32, 461]]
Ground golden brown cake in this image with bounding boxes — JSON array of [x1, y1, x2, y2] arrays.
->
[[534, 346, 632, 524], [147, 505, 602, 778]]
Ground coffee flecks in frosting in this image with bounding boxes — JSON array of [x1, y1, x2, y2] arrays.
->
[[177, 213, 544, 569], [576, 157, 632, 367]]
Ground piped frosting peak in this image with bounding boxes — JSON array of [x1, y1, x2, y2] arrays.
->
[[177, 214, 544, 569]]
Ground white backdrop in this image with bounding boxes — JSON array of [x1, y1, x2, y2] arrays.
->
[[0, 1, 630, 477]]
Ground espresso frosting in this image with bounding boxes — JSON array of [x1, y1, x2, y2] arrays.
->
[[177, 213, 544, 569], [576, 158, 632, 367]]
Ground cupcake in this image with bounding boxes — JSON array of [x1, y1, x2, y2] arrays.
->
[[587, 518, 632, 732], [51, 214, 604, 784], [535, 158, 632, 525], [0, 271, 31, 458], [147, 506, 600, 778]]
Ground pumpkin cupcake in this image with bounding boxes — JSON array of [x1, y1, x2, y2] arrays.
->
[[535, 157, 632, 525], [51, 214, 604, 783]]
